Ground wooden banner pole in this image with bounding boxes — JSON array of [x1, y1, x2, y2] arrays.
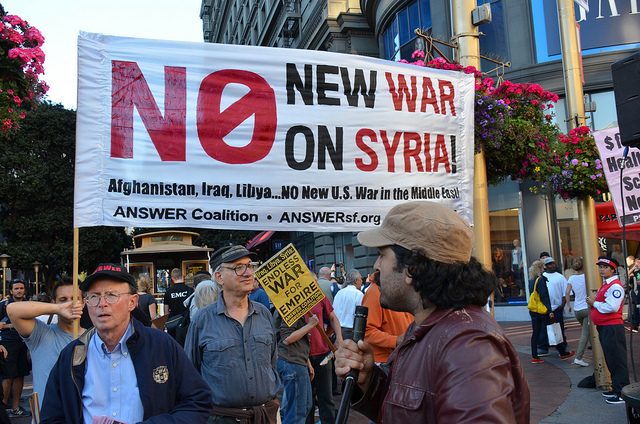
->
[[73, 227, 79, 339], [307, 311, 336, 352]]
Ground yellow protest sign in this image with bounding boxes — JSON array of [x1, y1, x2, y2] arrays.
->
[[255, 243, 325, 327]]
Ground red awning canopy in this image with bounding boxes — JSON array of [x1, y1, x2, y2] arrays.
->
[[246, 231, 275, 249], [595, 201, 640, 242]]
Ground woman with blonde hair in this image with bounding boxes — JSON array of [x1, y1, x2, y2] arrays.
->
[[137, 274, 157, 320], [565, 257, 590, 366], [529, 260, 551, 363]]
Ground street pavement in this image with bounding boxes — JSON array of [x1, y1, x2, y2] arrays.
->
[[9, 317, 640, 423], [319, 318, 638, 423]]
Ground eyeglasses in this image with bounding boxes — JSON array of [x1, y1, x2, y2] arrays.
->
[[85, 291, 131, 307], [220, 262, 258, 276]]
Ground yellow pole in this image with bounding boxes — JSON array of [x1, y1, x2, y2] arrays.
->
[[73, 227, 79, 339], [557, 0, 609, 389], [451, 0, 491, 273]]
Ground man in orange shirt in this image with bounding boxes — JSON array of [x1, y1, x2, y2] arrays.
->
[[361, 272, 413, 363]]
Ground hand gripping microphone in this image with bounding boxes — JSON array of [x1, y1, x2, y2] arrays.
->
[[335, 305, 368, 424]]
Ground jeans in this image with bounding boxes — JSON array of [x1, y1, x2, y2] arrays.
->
[[278, 358, 312, 424], [530, 310, 570, 357], [550, 307, 570, 354], [530, 312, 546, 359], [307, 354, 335, 424], [575, 308, 590, 360]]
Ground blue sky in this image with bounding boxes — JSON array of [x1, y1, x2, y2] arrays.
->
[[3, 0, 204, 109]]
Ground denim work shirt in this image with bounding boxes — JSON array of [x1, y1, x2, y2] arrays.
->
[[185, 294, 280, 407], [82, 322, 144, 424]]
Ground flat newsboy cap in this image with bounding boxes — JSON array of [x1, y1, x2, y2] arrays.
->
[[357, 201, 473, 264], [210, 245, 257, 271], [80, 263, 136, 292]]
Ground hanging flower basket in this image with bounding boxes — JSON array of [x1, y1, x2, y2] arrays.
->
[[0, 13, 48, 132], [540, 126, 608, 199], [401, 53, 606, 198]]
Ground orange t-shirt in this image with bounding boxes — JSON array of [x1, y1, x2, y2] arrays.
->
[[361, 283, 413, 363]]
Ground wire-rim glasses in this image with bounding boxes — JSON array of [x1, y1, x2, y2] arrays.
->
[[85, 291, 131, 306]]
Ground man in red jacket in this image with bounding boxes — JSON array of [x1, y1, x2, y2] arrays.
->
[[587, 256, 630, 404], [335, 201, 530, 424]]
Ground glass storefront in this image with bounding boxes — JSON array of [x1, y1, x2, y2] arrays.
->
[[489, 180, 525, 304]]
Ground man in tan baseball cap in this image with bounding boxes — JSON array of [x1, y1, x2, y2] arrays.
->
[[335, 201, 530, 424]]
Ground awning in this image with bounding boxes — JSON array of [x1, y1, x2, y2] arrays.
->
[[246, 231, 275, 249], [595, 201, 640, 242]]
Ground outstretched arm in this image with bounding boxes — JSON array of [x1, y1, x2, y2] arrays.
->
[[7, 300, 83, 338]]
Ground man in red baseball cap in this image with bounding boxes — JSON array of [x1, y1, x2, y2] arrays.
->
[[587, 256, 630, 404]]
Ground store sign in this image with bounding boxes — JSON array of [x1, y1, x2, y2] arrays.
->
[[75, 33, 475, 231], [543, 0, 640, 55], [575, 0, 589, 13], [594, 127, 640, 225]]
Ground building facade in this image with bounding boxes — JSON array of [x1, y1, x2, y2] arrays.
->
[[200, 0, 640, 313]]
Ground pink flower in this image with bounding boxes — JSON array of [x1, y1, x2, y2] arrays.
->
[[19, 112, 26, 119], [2, 119, 12, 131], [4, 15, 25, 27]]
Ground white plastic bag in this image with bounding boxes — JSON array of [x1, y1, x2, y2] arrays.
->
[[547, 322, 564, 346]]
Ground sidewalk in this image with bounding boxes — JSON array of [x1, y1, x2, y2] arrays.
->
[[501, 319, 635, 423], [11, 318, 640, 423], [329, 318, 637, 423]]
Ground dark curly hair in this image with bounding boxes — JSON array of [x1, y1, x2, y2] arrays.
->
[[391, 246, 499, 310]]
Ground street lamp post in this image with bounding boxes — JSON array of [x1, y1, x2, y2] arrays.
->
[[451, 0, 491, 273], [0, 254, 10, 299], [556, 0, 608, 390], [32, 261, 41, 294]]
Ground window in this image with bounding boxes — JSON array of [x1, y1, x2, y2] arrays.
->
[[478, 1, 508, 73], [488, 180, 525, 304], [381, 0, 432, 61], [398, 9, 410, 46], [589, 91, 617, 131]]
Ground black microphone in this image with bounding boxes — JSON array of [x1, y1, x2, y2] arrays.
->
[[336, 305, 368, 424]]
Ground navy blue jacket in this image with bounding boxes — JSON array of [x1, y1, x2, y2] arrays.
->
[[40, 318, 212, 424]]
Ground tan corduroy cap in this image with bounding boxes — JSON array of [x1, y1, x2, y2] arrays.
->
[[357, 201, 474, 264]]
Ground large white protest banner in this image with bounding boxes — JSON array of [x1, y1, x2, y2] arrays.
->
[[75, 32, 476, 231], [594, 127, 640, 225]]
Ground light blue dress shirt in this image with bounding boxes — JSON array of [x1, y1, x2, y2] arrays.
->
[[82, 322, 144, 424]]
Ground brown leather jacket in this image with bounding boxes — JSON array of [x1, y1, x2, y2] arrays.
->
[[352, 306, 530, 424]]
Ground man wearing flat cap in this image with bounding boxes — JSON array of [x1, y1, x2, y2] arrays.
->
[[335, 201, 530, 423], [40, 263, 213, 424], [186, 245, 281, 423], [587, 256, 630, 404]]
